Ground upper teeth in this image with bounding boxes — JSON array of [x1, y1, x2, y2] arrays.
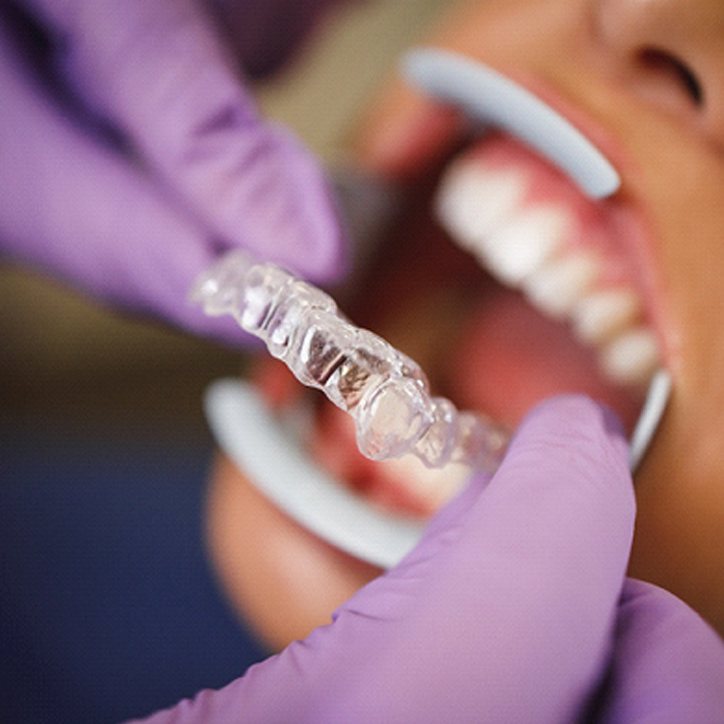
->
[[573, 288, 641, 344], [435, 159, 660, 387], [525, 250, 598, 318], [482, 207, 568, 285]]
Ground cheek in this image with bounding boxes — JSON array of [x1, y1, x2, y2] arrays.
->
[[619, 126, 724, 634], [204, 454, 381, 651], [636, 134, 724, 426]]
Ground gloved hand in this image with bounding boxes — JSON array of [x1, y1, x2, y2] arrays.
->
[[0, 0, 349, 343], [138, 396, 724, 723]]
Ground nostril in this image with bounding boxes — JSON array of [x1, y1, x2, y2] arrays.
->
[[637, 47, 704, 107]]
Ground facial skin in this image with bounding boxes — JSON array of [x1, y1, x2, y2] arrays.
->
[[207, 0, 724, 651]]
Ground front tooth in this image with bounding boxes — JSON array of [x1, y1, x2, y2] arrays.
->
[[480, 206, 569, 286], [523, 251, 599, 318], [600, 327, 660, 386], [380, 456, 471, 509], [572, 288, 641, 345], [435, 163, 525, 250]]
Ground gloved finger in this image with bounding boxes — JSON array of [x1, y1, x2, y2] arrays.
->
[[598, 579, 724, 723], [23, 0, 347, 282], [0, 25, 246, 345], [329, 396, 635, 722]]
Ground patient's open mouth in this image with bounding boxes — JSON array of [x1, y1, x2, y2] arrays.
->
[[203, 51, 668, 567], [254, 128, 661, 520]]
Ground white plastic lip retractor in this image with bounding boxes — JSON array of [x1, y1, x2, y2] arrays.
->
[[629, 368, 671, 471], [402, 48, 621, 199]]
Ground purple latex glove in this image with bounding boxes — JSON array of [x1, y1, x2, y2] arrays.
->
[[137, 396, 723, 722], [0, 0, 349, 343]]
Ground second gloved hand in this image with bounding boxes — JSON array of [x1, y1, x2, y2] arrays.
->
[[0, 0, 349, 343], [139, 396, 724, 722]]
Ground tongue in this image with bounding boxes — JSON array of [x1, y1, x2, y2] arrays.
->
[[446, 286, 642, 431]]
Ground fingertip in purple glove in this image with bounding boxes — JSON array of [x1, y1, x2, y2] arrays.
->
[[1, 0, 349, 345], [134, 396, 722, 723], [599, 579, 724, 723]]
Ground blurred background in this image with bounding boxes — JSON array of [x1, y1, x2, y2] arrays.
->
[[0, 1, 452, 721]]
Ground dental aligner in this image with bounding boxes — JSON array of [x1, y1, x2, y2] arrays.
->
[[191, 251, 509, 472]]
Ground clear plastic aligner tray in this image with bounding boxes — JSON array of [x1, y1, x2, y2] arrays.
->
[[191, 251, 509, 472]]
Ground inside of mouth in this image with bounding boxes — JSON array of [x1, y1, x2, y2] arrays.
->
[[255, 133, 649, 517]]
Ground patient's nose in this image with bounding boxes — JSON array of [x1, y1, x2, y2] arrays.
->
[[592, 0, 724, 145]]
